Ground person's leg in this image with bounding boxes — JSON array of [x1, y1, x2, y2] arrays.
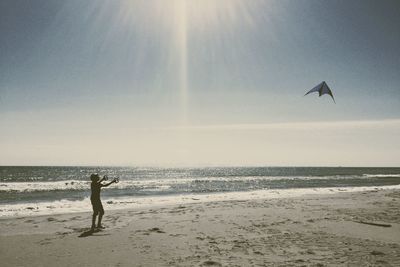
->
[[97, 202, 105, 228], [91, 201, 99, 230], [91, 211, 98, 230]]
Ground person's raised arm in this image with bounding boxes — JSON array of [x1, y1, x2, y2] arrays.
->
[[99, 175, 108, 183], [100, 178, 118, 187]]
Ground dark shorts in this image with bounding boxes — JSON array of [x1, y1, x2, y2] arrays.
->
[[91, 198, 104, 214]]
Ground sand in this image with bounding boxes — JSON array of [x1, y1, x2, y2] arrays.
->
[[1, 188, 400, 266]]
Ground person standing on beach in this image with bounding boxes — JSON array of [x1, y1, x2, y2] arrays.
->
[[90, 173, 118, 231]]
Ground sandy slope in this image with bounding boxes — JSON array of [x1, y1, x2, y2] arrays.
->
[[1, 189, 399, 266]]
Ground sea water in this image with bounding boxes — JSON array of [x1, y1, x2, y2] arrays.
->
[[1, 166, 399, 217]]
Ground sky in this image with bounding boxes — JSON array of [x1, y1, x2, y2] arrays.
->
[[0, 0, 399, 166]]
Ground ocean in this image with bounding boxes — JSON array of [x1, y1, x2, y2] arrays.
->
[[1, 166, 399, 217]]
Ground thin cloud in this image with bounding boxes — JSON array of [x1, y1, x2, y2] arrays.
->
[[166, 119, 400, 131]]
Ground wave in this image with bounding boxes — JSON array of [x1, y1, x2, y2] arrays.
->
[[0, 180, 90, 193], [1, 174, 397, 193], [363, 174, 400, 178]]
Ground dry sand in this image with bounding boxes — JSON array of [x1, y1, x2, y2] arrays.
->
[[1, 188, 400, 266]]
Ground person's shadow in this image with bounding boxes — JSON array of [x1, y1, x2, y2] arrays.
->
[[78, 229, 95, 237], [78, 228, 109, 238]]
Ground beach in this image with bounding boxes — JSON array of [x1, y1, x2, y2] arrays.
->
[[2, 0, 400, 266], [1, 187, 399, 266]]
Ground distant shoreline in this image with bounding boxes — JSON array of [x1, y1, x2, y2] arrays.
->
[[1, 165, 400, 168], [2, 184, 399, 219]]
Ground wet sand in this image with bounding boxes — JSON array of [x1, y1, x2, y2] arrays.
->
[[1, 188, 400, 266]]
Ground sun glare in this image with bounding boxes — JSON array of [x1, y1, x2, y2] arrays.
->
[[117, 0, 261, 113], [120, 0, 257, 29]]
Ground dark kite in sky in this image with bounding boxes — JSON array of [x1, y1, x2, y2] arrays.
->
[[304, 81, 335, 103]]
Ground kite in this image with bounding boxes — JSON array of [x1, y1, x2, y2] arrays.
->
[[304, 81, 335, 103]]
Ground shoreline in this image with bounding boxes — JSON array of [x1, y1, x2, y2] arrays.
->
[[1, 187, 400, 266], [1, 184, 400, 219]]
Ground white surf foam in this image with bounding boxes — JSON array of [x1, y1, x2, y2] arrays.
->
[[1, 184, 399, 218]]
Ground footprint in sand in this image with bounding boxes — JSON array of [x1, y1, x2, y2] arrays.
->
[[56, 232, 70, 238], [169, 233, 185, 237], [138, 227, 166, 235], [149, 227, 165, 233], [38, 238, 53, 245], [200, 260, 222, 266], [370, 250, 385, 256]]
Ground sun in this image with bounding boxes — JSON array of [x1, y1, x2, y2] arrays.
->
[[95, 0, 265, 124], [118, 0, 259, 32]]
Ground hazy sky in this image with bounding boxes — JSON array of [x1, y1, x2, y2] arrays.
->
[[1, 0, 399, 166]]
